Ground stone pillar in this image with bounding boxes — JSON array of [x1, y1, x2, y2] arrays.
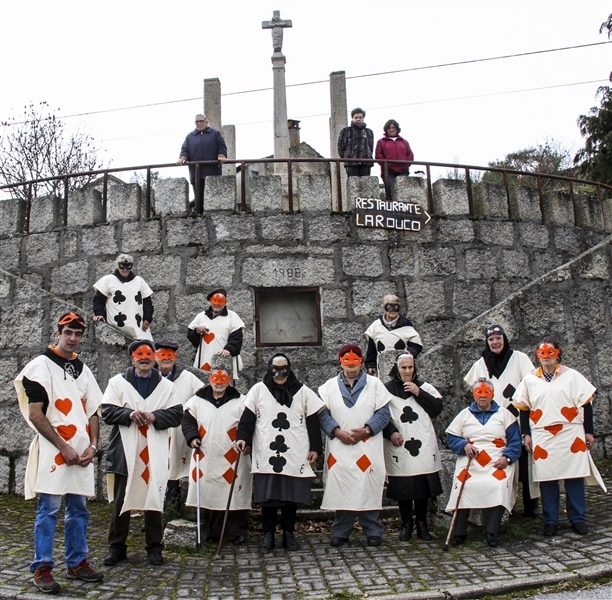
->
[[222, 124, 236, 176], [330, 71, 348, 212], [203, 78, 222, 131], [272, 53, 290, 175]]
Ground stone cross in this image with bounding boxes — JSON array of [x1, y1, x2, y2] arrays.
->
[[262, 10, 292, 54]]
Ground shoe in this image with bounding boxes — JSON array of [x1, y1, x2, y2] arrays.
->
[[330, 536, 349, 547], [33, 566, 61, 594], [451, 534, 467, 546], [148, 550, 163, 566], [232, 535, 246, 546], [571, 522, 588, 535], [416, 520, 432, 541], [367, 536, 382, 547], [66, 560, 104, 582], [399, 524, 412, 541], [260, 532, 275, 554], [524, 510, 540, 518], [486, 533, 499, 548], [543, 524, 558, 536], [103, 551, 127, 566], [282, 531, 300, 551]]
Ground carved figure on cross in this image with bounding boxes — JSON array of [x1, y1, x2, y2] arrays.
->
[[262, 10, 292, 53]]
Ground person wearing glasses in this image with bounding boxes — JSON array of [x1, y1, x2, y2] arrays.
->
[[93, 253, 154, 341], [178, 113, 227, 210]]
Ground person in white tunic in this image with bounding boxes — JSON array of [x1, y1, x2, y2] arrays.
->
[[14, 312, 104, 593], [102, 340, 182, 567], [182, 366, 252, 546], [93, 254, 154, 341], [446, 378, 521, 548], [187, 288, 245, 378], [383, 353, 443, 542], [318, 344, 392, 547], [464, 324, 537, 516], [364, 293, 423, 374], [236, 354, 324, 554], [514, 338, 606, 537], [154, 340, 205, 513]]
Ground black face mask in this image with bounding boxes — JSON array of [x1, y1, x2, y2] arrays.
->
[[271, 366, 289, 377], [384, 303, 400, 312], [118, 262, 133, 270]]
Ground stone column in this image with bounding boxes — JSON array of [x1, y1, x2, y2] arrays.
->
[[222, 124, 236, 176], [203, 78, 221, 131], [272, 53, 290, 175], [330, 71, 348, 212]]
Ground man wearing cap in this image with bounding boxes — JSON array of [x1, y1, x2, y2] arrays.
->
[[364, 293, 423, 375], [102, 340, 182, 566], [464, 324, 536, 516], [93, 253, 154, 341], [154, 340, 204, 512], [14, 312, 104, 593], [187, 289, 245, 379], [318, 344, 393, 547]]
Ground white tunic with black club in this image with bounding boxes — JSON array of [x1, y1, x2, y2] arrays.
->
[[464, 351, 534, 408], [188, 309, 245, 376], [384, 382, 441, 477], [167, 370, 205, 480], [184, 394, 252, 510], [445, 407, 518, 512], [15, 355, 103, 499], [319, 375, 392, 511], [514, 366, 605, 490], [93, 274, 153, 340], [103, 375, 179, 514], [244, 382, 324, 479]]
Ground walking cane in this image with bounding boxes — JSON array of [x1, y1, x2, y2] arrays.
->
[[443, 456, 473, 551], [215, 450, 241, 559], [197, 332, 203, 370], [195, 446, 202, 550]]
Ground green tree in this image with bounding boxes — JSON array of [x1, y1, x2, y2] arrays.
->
[[0, 102, 107, 200]]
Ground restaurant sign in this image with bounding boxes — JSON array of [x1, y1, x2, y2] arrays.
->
[[355, 197, 432, 231]]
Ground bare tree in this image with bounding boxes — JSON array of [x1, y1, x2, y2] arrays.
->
[[0, 102, 107, 200]]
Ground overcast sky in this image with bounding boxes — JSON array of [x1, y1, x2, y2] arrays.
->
[[0, 0, 610, 183]]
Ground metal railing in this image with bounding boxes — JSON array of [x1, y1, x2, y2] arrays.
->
[[1, 158, 610, 231]]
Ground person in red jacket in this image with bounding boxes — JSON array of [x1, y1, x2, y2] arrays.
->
[[375, 120, 414, 200]]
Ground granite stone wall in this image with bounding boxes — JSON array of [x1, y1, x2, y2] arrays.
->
[[0, 173, 610, 495]]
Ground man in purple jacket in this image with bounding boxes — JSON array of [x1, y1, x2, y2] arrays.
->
[[178, 114, 227, 210]]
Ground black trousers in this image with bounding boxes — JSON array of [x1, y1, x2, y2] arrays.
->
[[192, 179, 206, 212], [206, 509, 250, 540], [345, 165, 371, 177], [261, 504, 297, 534], [108, 474, 164, 553], [398, 498, 428, 525], [454, 506, 506, 536]]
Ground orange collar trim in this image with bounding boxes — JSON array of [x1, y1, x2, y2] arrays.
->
[[48, 345, 78, 361]]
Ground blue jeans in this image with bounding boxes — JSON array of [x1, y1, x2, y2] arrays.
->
[[383, 171, 409, 200], [540, 478, 586, 525], [31, 493, 89, 572], [332, 510, 384, 538]]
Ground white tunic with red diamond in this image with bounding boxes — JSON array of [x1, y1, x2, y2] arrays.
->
[[103, 375, 178, 514], [319, 375, 392, 511], [445, 406, 518, 512], [184, 393, 252, 510]]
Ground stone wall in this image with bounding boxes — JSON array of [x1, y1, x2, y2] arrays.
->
[[0, 172, 610, 495]]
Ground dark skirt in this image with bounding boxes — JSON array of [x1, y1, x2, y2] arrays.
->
[[386, 473, 443, 501], [205, 509, 249, 539], [253, 474, 312, 506]]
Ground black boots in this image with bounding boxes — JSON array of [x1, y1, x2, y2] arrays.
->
[[260, 532, 275, 554], [399, 523, 412, 541], [416, 520, 432, 541], [282, 531, 300, 551]]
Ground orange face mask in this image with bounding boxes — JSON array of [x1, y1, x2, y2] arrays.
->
[[58, 312, 86, 328], [209, 293, 227, 307], [132, 345, 155, 360], [340, 350, 363, 367], [155, 349, 177, 361], [472, 382, 494, 400], [209, 370, 231, 385], [536, 343, 560, 360]]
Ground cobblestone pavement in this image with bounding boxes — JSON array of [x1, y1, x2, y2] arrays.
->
[[1, 466, 611, 600]]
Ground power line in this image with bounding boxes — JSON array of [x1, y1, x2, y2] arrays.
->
[[3, 41, 609, 126]]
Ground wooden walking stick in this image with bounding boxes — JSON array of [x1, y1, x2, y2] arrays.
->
[[195, 447, 202, 550], [443, 456, 473, 551], [215, 450, 241, 559]]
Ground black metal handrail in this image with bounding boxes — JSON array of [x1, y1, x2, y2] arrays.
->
[[1, 158, 610, 228]]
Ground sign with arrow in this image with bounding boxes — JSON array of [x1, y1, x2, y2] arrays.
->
[[354, 197, 432, 232]]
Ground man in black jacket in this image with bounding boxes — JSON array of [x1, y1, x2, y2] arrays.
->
[[337, 107, 374, 176]]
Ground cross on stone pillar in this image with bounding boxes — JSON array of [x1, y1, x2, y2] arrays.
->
[[262, 10, 292, 168]]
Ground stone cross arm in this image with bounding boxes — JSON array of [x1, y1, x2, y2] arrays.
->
[[262, 10, 292, 53]]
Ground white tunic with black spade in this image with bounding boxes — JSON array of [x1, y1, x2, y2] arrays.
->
[[244, 382, 324, 478], [445, 403, 519, 512], [319, 375, 392, 511], [184, 393, 252, 510], [15, 353, 103, 499], [365, 318, 423, 367], [384, 382, 442, 477], [514, 366, 605, 490], [464, 351, 534, 408], [93, 274, 153, 340], [103, 375, 179, 514]]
